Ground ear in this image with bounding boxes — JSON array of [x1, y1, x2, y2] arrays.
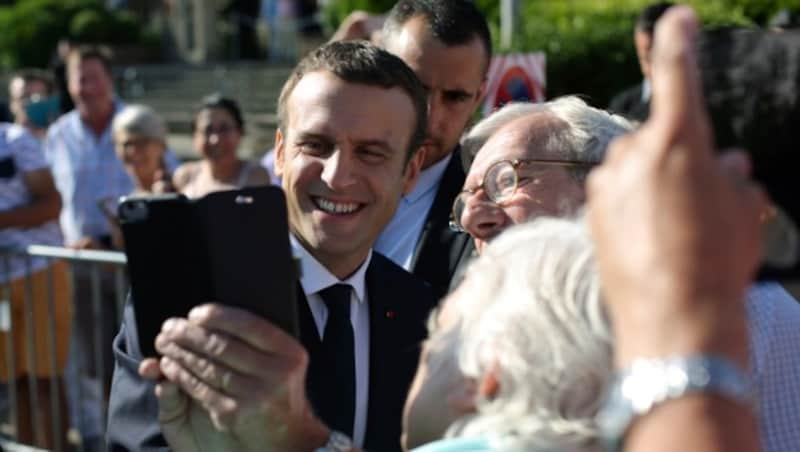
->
[[475, 77, 488, 105], [274, 128, 285, 178], [401, 147, 425, 195], [478, 365, 499, 399], [447, 378, 478, 415]]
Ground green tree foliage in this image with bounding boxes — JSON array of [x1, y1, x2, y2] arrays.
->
[[324, 0, 800, 108], [0, 0, 146, 69]]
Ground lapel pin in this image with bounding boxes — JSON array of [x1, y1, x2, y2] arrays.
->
[[385, 310, 396, 319]]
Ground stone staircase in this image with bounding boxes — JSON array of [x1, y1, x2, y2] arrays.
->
[[118, 62, 294, 161]]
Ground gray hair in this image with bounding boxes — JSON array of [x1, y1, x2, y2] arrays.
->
[[112, 104, 167, 144], [443, 216, 612, 451], [461, 97, 634, 176]]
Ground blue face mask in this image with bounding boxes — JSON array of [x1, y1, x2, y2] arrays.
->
[[24, 95, 60, 128]]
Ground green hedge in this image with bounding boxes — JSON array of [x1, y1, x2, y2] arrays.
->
[[0, 0, 149, 70], [324, 0, 800, 108]]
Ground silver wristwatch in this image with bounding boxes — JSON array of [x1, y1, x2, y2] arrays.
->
[[596, 354, 754, 452], [315, 430, 355, 452]]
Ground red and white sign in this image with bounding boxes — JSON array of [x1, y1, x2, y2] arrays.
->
[[482, 52, 546, 117]]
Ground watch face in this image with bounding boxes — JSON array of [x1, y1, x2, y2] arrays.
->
[[322, 431, 354, 452]]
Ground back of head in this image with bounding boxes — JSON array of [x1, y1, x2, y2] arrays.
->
[[636, 2, 675, 35], [445, 217, 611, 450], [277, 40, 428, 160], [113, 104, 167, 144], [382, 0, 493, 71]]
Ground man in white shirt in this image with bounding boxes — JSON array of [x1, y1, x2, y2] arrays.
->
[[107, 41, 438, 452]]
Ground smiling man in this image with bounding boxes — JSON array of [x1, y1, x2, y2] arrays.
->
[[107, 41, 438, 452]]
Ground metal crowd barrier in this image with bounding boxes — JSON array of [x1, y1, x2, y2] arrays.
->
[[0, 246, 127, 452]]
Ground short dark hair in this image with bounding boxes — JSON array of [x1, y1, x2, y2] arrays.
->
[[635, 2, 675, 35], [383, 0, 492, 73], [67, 45, 113, 76], [277, 40, 427, 162], [194, 94, 245, 133], [10, 69, 55, 96]]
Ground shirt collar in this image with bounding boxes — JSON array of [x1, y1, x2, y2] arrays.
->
[[70, 99, 124, 142], [290, 234, 370, 303], [404, 152, 452, 204], [641, 78, 652, 102]]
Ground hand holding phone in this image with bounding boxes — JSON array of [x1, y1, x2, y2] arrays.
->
[[119, 187, 298, 357]]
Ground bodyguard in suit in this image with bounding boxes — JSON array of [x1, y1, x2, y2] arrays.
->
[[374, 0, 492, 300], [607, 2, 674, 122], [107, 41, 435, 451]]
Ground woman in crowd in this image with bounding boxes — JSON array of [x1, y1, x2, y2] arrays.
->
[[112, 104, 173, 195], [173, 95, 270, 198]]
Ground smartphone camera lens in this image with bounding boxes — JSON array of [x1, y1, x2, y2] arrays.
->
[[119, 200, 149, 223]]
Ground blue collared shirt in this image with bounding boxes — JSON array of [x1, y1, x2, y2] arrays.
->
[[375, 153, 452, 270]]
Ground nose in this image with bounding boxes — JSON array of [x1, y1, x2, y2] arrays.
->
[[460, 194, 508, 242], [321, 149, 356, 190]]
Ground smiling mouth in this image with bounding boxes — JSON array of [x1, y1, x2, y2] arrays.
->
[[312, 196, 364, 215]]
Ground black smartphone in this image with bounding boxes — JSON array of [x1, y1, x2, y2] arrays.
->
[[118, 187, 298, 357], [698, 27, 800, 281]]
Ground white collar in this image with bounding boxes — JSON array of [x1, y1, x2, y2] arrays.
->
[[290, 234, 371, 303], [641, 78, 652, 102]]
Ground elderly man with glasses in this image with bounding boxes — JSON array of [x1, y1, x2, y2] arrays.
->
[[453, 95, 800, 452], [451, 96, 630, 253]]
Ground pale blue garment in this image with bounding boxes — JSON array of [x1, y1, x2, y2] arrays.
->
[[374, 153, 452, 270], [412, 437, 493, 452], [745, 282, 800, 452]]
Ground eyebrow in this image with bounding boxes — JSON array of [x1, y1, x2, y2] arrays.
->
[[294, 132, 395, 152]]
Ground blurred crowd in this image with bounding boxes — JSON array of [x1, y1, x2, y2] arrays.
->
[[0, 1, 798, 452]]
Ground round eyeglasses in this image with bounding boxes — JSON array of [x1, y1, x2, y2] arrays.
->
[[449, 158, 597, 233]]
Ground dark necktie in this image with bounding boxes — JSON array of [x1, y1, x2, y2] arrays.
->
[[316, 283, 356, 437]]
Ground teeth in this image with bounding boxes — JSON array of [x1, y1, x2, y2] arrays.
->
[[315, 197, 359, 214]]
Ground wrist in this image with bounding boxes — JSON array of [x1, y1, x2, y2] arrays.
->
[[612, 295, 749, 369], [295, 414, 331, 451]]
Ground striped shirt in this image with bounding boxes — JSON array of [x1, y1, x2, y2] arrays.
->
[[0, 123, 62, 282], [746, 282, 800, 452]]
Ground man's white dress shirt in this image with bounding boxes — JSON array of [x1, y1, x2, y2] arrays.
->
[[290, 235, 371, 447], [375, 153, 452, 269]]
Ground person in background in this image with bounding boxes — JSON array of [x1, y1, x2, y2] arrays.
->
[[0, 123, 69, 450], [106, 104, 175, 250], [112, 104, 173, 196], [607, 2, 674, 121], [45, 45, 178, 449], [173, 95, 270, 199], [8, 69, 60, 139]]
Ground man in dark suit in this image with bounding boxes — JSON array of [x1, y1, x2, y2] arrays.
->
[[374, 0, 491, 300], [607, 2, 674, 122], [106, 41, 435, 452]]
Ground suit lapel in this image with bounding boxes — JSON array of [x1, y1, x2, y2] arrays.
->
[[409, 147, 471, 300], [362, 255, 428, 451]]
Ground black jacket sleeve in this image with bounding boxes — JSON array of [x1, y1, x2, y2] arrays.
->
[[106, 298, 171, 452]]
